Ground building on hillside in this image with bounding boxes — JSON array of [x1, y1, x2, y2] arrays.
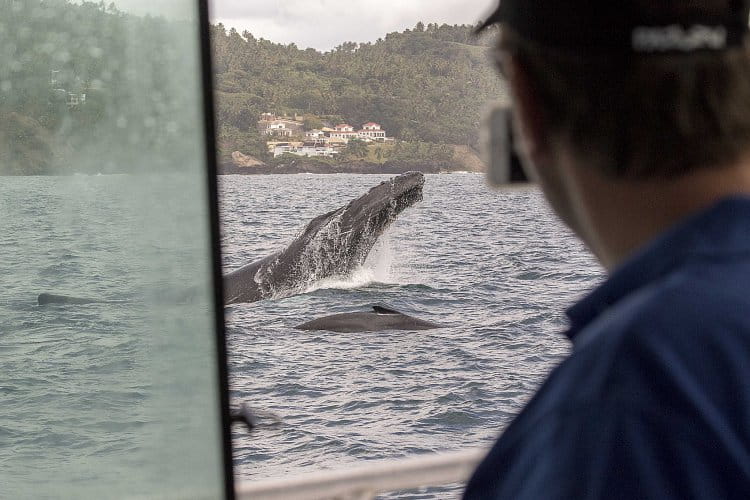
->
[[299, 141, 338, 157], [259, 119, 304, 137], [357, 122, 386, 141], [258, 112, 304, 136], [272, 143, 293, 156], [264, 122, 293, 137], [272, 140, 338, 158], [329, 123, 359, 142], [49, 71, 87, 109], [327, 137, 349, 149], [305, 129, 326, 140], [267, 140, 302, 149], [67, 92, 86, 107]]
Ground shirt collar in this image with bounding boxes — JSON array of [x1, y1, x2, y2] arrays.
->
[[565, 196, 750, 341]]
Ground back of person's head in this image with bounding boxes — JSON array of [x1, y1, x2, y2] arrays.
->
[[483, 0, 750, 179]]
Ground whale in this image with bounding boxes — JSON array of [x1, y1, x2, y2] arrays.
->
[[223, 171, 425, 304], [38, 172, 425, 307], [37, 292, 169, 306], [38, 293, 102, 305], [295, 305, 442, 332]]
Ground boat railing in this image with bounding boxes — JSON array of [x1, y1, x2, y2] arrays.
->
[[235, 447, 486, 500]]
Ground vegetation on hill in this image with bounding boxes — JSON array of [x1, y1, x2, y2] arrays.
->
[[1, 0, 203, 175], [1, 0, 505, 174], [212, 22, 506, 165]]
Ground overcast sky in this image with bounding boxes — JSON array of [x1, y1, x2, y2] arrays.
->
[[108, 0, 497, 51]]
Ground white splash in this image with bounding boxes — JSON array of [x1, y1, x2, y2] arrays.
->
[[302, 230, 396, 294], [364, 230, 394, 283], [304, 267, 379, 293]]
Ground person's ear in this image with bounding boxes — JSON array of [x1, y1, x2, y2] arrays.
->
[[501, 53, 552, 168]]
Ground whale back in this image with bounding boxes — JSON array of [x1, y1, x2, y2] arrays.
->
[[295, 306, 442, 332], [38, 293, 100, 305]]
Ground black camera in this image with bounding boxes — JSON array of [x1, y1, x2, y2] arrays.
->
[[483, 106, 531, 186]]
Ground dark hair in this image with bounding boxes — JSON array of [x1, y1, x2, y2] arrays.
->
[[498, 28, 750, 179]]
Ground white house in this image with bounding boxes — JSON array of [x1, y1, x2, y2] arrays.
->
[[67, 92, 86, 108], [272, 143, 294, 156], [329, 123, 359, 142], [299, 141, 338, 158], [264, 122, 292, 137], [358, 122, 386, 141], [305, 129, 326, 140], [273, 140, 338, 158], [259, 117, 304, 137]]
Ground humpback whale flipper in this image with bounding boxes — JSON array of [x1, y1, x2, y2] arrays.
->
[[224, 172, 425, 304]]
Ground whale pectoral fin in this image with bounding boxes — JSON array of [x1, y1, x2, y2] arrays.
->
[[372, 305, 401, 315]]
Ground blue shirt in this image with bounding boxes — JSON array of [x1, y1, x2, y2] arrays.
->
[[464, 197, 750, 499]]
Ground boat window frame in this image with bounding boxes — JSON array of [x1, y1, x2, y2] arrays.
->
[[198, 0, 235, 497]]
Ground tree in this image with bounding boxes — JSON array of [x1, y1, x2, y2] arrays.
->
[[303, 115, 323, 130], [0, 112, 53, 175], [344, 138, 368, 159]]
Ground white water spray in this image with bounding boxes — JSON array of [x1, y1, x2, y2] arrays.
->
[[302, 230, 396, 294]]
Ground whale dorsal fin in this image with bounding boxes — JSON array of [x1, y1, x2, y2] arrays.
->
[[372, 305, 400, 315]]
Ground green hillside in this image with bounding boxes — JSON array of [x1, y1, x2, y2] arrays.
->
[[0, 0, 204, 175], [212, 22, 507, 163], [1, 1, 506, 174]]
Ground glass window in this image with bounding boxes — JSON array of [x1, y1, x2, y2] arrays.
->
[[1, 1, 229, 497]]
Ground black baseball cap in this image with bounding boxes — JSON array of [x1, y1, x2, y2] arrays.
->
[[476, 0, 750, 53]]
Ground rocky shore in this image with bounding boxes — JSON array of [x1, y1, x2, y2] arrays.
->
[[218, 160, 478, 175]]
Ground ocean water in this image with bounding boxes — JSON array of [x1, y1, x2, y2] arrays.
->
[[1, 174, 225, 499], [1, 172, 602, 498], [221, 173, 603, 498]]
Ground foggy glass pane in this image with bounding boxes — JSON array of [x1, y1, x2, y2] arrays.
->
[[0, 1, 226, 498]]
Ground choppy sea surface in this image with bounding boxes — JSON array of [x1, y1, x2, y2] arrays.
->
[[221, 173, 603, 498], [1, 175, 224, 499], [0, 172, 602, 498]]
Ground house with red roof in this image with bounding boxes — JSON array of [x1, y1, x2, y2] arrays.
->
[[358, 122, 386, 141], [329, 123, 359, 141]]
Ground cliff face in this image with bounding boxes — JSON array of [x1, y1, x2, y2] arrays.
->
[[230, 151, 265, 168]]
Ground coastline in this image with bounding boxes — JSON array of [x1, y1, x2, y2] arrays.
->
[[0, 158, 485, 177], [218, 160, 484, 175]]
